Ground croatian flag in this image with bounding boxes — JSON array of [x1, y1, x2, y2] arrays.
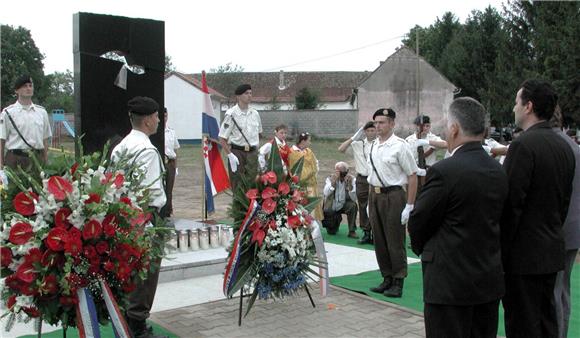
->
[[201, 71, 230, 213]]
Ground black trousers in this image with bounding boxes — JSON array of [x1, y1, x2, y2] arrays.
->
[[424, 300, 499, 338], [164, 158, 176, 216], [126, 257, 162, 322], [503, 273, 558, 338]]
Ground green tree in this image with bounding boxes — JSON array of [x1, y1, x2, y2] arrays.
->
[[209, 62, 244, 73], [295, 87, 320, 110], [165, 55, 176, 72], [1, 25, 45, 107], [43, 70, 74, 115]]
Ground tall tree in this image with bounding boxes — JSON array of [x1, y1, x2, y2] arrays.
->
[[209, 62, 244, 73], [1, 25, 45, 107], [43, 70, 74, 114]]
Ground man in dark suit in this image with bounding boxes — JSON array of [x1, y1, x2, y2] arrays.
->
[[501, 79, 575, 338], [408, 97, 509, 338]]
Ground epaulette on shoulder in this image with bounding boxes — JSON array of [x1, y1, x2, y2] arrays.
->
[[34, 104, 46, 110]]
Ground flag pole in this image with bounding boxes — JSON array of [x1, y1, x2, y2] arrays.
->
[[201, 135, 207, 221]]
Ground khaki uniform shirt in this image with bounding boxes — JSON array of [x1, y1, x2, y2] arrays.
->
[[350, 138, 372, 176], [405, 132, 444, 167], [367, 134, 418, 187], [218, 104, 262, 147], [111, 130, 167, 209], [0, 101, 52, 150]]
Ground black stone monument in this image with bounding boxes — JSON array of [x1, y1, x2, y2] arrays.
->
[[73, 12, 165, 155]]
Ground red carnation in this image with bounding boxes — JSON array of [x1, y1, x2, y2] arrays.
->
[[277, 182, 290, 195], [55, 207, 73, 229], [116, 262, 131, 281], [95, 241, 109, 255], [41, 250, 62, 267], [114, 173, 125, 188], [130, 212, 151, 228], [245, 189, 259, 200], [83, 245, 97, 259], [82, 219, 102, 240], [288, 215, 302, 229], [103, 223, 116, 238], [84, 193, 101, 205], [59, 295, 78, 307], [104, 261, 115, 272], [47, 176, 73, 200], [24, 248, 43, 264], [260, 171, 277, 185], [261, 187, 278, 200], [5, 275, 20, 290], [9, 222, 34, 245], [291, 175, 300, 184], [64, 237, 83, 256], [1, 247, 13, 267], [251, 228, 266, 247], [262, 198, 277, 214], [69, 227, 82, 240], [20, 282, 38, 296], [266, 219, 277, 230], [45, 227, 69, 251], [13, 191, 38, 216], [41, 274, 58, 294], [16, 261, 37, 283], [287, 200, 297, 212]]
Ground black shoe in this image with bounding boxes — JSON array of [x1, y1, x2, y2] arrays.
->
[[347, 231, 359, 239], [358, 231, 372, 244], [370, 276, 393, 293], [383, 278, 404, 298]]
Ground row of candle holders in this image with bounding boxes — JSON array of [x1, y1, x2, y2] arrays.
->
[[166, 225, 233, 253]]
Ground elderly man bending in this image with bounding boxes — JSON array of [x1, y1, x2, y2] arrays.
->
[[322, 161, 358, 238]]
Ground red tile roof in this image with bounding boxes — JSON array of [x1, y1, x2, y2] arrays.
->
[[165, 71, 227, 99]]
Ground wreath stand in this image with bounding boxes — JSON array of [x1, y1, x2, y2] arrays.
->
[[36, 321, 68, 338], [237, 284, 316, 326]]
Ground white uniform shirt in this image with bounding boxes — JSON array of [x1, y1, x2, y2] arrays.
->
[[0, 101, 52, 150], [323, 176, 357, 211], [350, 138, 372, 176], [367, 134, 418, 187], [405, 132, 444, 167], [258, 136, 285, 158], [111, 130, 167, 209], [218, 104, 262, 147], [164, 126, 180, 160]]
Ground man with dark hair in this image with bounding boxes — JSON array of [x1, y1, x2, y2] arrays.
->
[[409, 97, 508, 338], [338, 121, 377, 243], [501, 79, 575, 338], [218, 84, 262, 192], [0, 74, 52, 180], [322, 161, 358, 237], [367, 108, 418, 298], [405, 115, 447, 170], [112, 96, 167, 338]]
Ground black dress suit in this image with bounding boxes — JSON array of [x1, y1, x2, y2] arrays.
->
[[408, 141, 509, 338], [501, 121, 575, 338]]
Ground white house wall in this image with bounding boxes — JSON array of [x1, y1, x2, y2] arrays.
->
[[164, 75, 222, 142], [220, 101, 353, 111]]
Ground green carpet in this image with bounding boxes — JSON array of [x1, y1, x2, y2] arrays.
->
[[331, 262, 580, 338], [18, 320, 177, 338]]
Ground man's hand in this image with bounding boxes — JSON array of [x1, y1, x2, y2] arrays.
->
[[416, 168, 427, 177], [351, 127, 365, 141], [330, 171, 339, 186], [227, 153, 240, 173], [415, 139, 430, 148], [0, 169, 8, 186], [401, 204, 414, 224], [258, 154, 266, 170]]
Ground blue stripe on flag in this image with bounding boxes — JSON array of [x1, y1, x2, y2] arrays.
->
[[205, 173, 215, 213], [202, 113, 220, 139]]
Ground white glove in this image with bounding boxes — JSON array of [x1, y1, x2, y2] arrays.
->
[[401, 204, 414, 225], [351, 127, 365, 141], [258, 155, 267, 170], [0, 169, 8, 186], [415, 139, 430, 148], [227, 153, 239, 173], [416, 168, 427, 177], [482, 145, 492, 155]]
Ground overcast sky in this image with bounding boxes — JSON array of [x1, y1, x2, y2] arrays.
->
[[1, 0, 504, 74]]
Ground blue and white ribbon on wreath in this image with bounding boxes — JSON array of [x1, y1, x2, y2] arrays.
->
[[223, 199, 261, 296], [310, 220, 329, 297], [75, 280, 131, 338]]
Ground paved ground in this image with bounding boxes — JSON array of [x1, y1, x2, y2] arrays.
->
[[150, 285, 426, 338]]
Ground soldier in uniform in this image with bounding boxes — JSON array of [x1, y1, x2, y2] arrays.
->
[[338, 121, 377, 244], [367, 108, 419, 298], [0, 74, 52, 181], [218, 84, 262, 193], [111, 96, 167, 338], [163, 107, 180, 217]]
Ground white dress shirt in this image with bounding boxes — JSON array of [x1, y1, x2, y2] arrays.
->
[[367, 134, 418, 187], [112, 130, 166, 209], [0, 101, 52, 149], [164, 126, 180, 159], [405, 132, 444, 167], [350, 138, 372, 176], [218, 104, 262, 147]]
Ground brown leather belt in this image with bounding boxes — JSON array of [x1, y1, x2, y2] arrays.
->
[[8, 149, 42, 157], [371, 185, 402, 194], [230, 144, 256, 152]]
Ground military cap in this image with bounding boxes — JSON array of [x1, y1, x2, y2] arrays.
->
[[413, 115, 430, 125], [14, 74, 33, 90], [127, 96, 159, 115], [363, 121, 376, 130], [373, 108, 396, 120], [235, 84, 252, 95]]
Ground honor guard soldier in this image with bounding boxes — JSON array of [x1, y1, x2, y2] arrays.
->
[[219, 84, 262, 192], [367, 108, 419, 298], [0, 74, 52, 182], [111, 96, 167, 338]]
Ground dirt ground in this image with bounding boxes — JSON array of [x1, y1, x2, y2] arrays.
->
[[171, 140, 347, 222]]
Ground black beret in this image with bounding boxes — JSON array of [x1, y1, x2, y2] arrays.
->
[[127, 96, 159, 116], [235, 84, 252, 95], [363, 121, 376, 130], [14, 74, 33, 90], [373, 108, 396, 120], [413, 115, 430, 125]]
